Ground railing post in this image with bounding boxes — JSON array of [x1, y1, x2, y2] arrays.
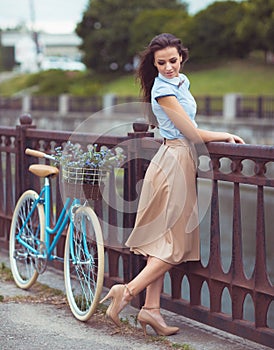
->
[[205, 96, 211, 116], [15, 113, 36, 197], [223, 93, 241, 120], [126, 119, 154, 308], [59, 94, 69, 116], [257, 96, 263, 119], [22, 94, 31, 113], [103, 93, 116, 116]]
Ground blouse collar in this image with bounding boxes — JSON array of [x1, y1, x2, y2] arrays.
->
[[158, 73, 184, 87]]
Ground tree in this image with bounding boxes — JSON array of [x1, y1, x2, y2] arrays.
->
[[185, 1, 246, 62], [76, 0, 187, 72], [129, 8, 189, 56], [236, 0, 274, 58]]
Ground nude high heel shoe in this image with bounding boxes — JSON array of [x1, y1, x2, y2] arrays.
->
[[137, 307, 179, 336], [99, 284, 133, 326]]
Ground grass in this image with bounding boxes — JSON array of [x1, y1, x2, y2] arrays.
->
[[101, 74, 140, 96], [186, 59, 274, 96], [102, 59, 274, 97], [0, 261, 13, 281], [0, 74, 34, 96], [0, 262, 66, 304], [0, 70, 102, 97], [1, 57, 273, 97]]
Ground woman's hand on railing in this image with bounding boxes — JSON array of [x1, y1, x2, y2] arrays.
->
[[224, 133, 245, 144]]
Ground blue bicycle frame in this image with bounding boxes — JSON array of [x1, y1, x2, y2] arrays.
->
[[16, 177, 80, 261]]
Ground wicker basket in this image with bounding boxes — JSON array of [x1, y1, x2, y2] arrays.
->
[[62, 166, 107, 200]]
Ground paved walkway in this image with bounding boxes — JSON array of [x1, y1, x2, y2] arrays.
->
[[0, 248, 271, 350]]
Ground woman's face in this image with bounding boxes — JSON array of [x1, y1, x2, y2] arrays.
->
[[154, 46, 182, 79]]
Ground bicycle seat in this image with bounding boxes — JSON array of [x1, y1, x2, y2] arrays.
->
[[29, 164, 59, 178]]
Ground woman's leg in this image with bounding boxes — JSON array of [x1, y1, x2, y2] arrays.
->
[[100, 256, 172, 327], [143, 273, 164, 309], [126, 256, 171, 296], [143, 274, 168, 327]]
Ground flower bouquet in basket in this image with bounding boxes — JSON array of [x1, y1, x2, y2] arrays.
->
[[54, 141, 126, 200]]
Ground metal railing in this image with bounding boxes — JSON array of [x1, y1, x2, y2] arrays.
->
[[236, 95, 274, 119], [0, 114, 273, 348], [1, 95, 274, 118]]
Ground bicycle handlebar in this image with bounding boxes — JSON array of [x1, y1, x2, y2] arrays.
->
[[25, 148, 56, 161], [25, 148, 46, 158]]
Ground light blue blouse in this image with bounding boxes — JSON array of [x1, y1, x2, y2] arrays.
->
[[151, 73, 198, 139]]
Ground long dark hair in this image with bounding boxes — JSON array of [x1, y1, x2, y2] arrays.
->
[[136, 33, 188, 127]]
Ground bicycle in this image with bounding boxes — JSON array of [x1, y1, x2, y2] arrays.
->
[[9, 148, 105, 321]]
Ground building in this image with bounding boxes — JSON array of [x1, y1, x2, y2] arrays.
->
[[0, 29, 83, 72]]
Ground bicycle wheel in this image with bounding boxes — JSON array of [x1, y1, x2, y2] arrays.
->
[[9, 190, 45, 289], [64, 206, 104, 321]]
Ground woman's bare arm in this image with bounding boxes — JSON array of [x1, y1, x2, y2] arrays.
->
[[157, 96, 245, 144]]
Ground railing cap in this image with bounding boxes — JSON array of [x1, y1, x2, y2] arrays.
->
[[20, 113, 32, 125], [132, 118, 149, 133]]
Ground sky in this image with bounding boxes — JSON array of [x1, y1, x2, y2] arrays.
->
[[0, 0, 229, 34]]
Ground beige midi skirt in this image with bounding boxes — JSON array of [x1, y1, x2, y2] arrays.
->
[[125, 138, 200, 265]]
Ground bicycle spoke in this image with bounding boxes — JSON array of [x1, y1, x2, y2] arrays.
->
[[9, 190, 45, 289], [64, 206, 104, 321]]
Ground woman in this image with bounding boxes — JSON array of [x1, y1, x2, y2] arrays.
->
[[100, 33, 244, 336]]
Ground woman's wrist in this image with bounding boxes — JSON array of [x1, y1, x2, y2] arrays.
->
[[197, 130, 245, 144]]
